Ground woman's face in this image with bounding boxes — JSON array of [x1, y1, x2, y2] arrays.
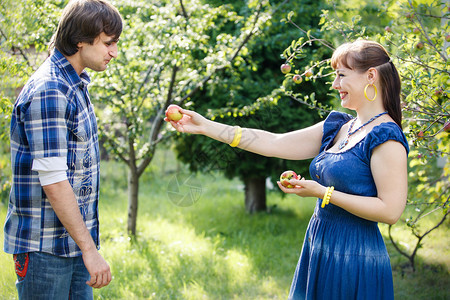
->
[[332, 62, 369, 110]]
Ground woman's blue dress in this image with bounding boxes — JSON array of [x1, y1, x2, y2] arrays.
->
[[288, 111, 409, 300]]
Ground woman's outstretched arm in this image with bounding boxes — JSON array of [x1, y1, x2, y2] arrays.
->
[[166, 107, 324, 160]]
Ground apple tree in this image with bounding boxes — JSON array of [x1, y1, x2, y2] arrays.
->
[[381, 0, 449, 272], [90, 0, 273, 234], [172, 0, 334, 213], [0, 0, 269, 234], [280, 0, 449, 271], [0, 0, 63, 203]]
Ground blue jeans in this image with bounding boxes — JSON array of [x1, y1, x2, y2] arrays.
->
[[14, 252, 93, 300]]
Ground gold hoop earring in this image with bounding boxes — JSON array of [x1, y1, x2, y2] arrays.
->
[[364, 83, 377, 101]]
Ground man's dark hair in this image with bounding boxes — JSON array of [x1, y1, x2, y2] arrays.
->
[[52, 0, 122, 56]]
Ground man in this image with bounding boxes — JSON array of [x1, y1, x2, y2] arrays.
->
[[3, 0, 122, 298]]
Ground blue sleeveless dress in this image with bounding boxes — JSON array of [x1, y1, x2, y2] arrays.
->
[[288, 111, 409, 300]]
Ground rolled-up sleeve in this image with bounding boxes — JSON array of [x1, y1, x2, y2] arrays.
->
[[23, 87, 69, 159], [32, 156, 68, 186]]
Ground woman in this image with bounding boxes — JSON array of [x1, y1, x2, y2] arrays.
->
[[166, 40, 409, 299]]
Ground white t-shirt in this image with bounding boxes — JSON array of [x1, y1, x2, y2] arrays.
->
[[32, 156, 68, 186]]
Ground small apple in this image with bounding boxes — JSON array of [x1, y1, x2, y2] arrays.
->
[[417, 131, 424, 139], [446, 34, 450, 42], [413, 27, 420, 34], [416, 42, 424, 49], [280, 170, 298, 188], [293, 74, 303, 84], [305, 69, 313, 77], [385, 26, 392, 32], [444, 122, 450, 132], [165, 104, 183, 122], [434, 89, 443, 96], [280, 64, 291, 74]]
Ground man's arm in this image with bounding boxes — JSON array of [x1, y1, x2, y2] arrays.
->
[[43, 180, 112, 288]]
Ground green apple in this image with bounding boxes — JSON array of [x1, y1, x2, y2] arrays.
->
[[293, 74, 303, 84], [280, 64, 291, 74], [305, 69, 313, 77]]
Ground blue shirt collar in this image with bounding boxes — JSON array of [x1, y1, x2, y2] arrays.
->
[[51, 49, 91, 89]]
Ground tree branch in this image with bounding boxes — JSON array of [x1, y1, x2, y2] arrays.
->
[[178, 1, 267, 104], [136, 65, 155, 112], [407, 0, 447, 62], [416, 209, 450, 240], [287, 93, 332, 114], [0, 26, 31, 68], [137, 64, 179, 176], [388, 207, 449, 271], [388, 225, 414, 265], [179, 0, 189, 21], [102, 130, 130, 165], [127, 132, 137, 172]]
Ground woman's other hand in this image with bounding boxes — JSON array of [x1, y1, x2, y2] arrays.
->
[[277, 177, 325, 199]]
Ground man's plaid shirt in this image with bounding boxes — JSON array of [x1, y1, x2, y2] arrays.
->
[[4, 49, 100, 257]]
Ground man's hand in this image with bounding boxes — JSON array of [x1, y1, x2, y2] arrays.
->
[[43, 181, 112, 288], [82, 248, 112, 288]]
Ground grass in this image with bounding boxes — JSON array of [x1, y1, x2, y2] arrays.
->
[[1, 149, 449, 299]]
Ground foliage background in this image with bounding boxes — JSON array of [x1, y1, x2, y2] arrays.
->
[[0, 0, 448, 298], [173, 0, 334, 202], [1, 154, 449, 299]]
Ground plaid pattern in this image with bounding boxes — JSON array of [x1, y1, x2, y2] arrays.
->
[[4, 50, 100, 257]]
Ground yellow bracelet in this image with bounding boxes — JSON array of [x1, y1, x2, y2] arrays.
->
[[321, 186, 334, 208], [229, 126, 242, 147]]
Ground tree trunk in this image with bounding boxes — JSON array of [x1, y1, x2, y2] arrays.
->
[[244, 177, 267, 213], [127, 168, 139, 235]]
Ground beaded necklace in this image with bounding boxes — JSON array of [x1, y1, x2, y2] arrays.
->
[[338, 111, 388, 150]]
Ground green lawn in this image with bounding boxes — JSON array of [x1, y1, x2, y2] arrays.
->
[[1, 150, 449, 299]]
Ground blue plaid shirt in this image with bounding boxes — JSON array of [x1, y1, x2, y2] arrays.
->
[[4, 49, 100, 257]]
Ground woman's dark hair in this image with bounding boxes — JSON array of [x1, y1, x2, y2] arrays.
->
[[331, 40, 403, 128], [51, 0, 122, 56]]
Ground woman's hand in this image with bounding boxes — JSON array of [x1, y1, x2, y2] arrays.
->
[[165, 108, 208, 135], [277, 177, 325, 199]]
